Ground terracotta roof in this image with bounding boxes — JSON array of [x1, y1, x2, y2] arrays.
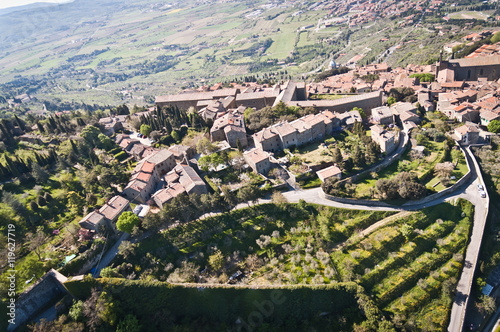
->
[[174, 164, 205, 192], [274, 122, 296, 137], [290, 118, 311, 132], [79, 211, 105, 226], [253, 127, 279, 142], [99, 196, 129, 221], [153, 183, 186, 205], [140, 161, 155, 174], [244, 148, 269, 164], [317, 165, 342, 181], [125, 179, 148, 192], [450, 55, 500, 67], [481, 110, 500, 121], [146, 149, 174, 165], [287, 91, 382, 108]]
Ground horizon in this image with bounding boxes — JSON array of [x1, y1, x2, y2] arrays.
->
[[0, 0, 73, 10]]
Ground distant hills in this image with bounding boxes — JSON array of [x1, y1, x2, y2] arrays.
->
[[0, 0, 74, 16]]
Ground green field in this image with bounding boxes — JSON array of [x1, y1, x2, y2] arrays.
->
[[448, 11, 490, 20]]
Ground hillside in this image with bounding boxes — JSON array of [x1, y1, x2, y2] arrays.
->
[[0, 0, 499, 114]]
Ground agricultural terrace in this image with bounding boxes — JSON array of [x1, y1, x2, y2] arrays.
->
[[106, 200, 472, 330]]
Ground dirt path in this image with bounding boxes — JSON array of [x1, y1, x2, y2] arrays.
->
[[333, 210, 416, 250]]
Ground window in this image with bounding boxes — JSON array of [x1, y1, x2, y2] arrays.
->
[[480, 69, 484, 76], [467, 70, 471, 79]]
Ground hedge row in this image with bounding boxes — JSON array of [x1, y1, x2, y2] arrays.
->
[[64, 278, 371, 330]]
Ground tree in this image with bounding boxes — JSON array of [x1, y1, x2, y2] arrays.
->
[[331, 146, 343, 164], [400, 223, 413, 242], [351, 145, 365, 168], [97, 133, 113, 150], [209, 250, 225, 271], [365, 141, 380, 165], [80, 125, 101, 147], [118, 240, 136, 259], [150, 130, 161, 141], [67, 191, 84, 213], [387, 96, 396, 106], [236, 138, 243, 152], [30, 200, 40, 212], [491, 31, 500, 44], [488, 120, 500, 133], [140, 124, 152, 137], [31, 163, 49, 184], [237, 184, 259, 206], [116, 211, 140, 234], [100, 266, 121, 278], [271, 191, 288, 206], [37, 195, 46, 207], [114, 104, 130, 115], [196, 137, 217, 155], [116, 314, 141, 332], [26, 226, 48, 261], [221, 185, 237, 211], [69, 300, 85, 322], [434, 162, 454, 179], [375, 179, 398, 200], [476, 295, 496, 316], [171, 130, 181, 142], [342, 157, 353, 173], [82, 289, 118, 330]]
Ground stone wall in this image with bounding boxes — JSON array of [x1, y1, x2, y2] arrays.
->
[[320, 143, 472, 209], [8, 269, 69, 331]]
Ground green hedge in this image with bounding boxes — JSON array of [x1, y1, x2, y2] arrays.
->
[[203, 175, 220, 193], [64, 278, 374, 330], [114, 151, 128, 161]]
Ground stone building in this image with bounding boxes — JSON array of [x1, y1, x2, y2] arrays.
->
[[370, 124, 397, 153], [244, 148, 271, 175], [152, 164, 207, 208], [436, 55, 500, 82], [210, 111, 248, 148]]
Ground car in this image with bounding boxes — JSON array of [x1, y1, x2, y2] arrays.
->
[[479, 190, 486, 198], [477, 184, 484, 191], [228, 270, 244, 284]]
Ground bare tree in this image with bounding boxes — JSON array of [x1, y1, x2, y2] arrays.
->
[[434, 162, 454, 179], [26, 227, 49, 261]]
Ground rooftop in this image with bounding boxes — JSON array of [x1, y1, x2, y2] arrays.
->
[[99, 196, 130, 221], [146, 149, 174, 165], [244, 148, 269, 164], [317, 165, 342, 181]]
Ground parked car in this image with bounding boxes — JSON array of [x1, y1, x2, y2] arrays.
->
[[228, 271, 244, 284], [479, 190, 486, 198], [477, 184, 484, 191]]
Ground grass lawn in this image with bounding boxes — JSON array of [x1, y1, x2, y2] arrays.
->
[[354, 139, 458, 199], [448, 11, 489, 20], [298, 175, 322, 189], [309, 94, 351, 100], [295, 140, 332, 166]]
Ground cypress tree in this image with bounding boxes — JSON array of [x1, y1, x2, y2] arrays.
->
[[36, 122, 45, 133], [70, 139, 79, 155], [14, 115, 25, 131]]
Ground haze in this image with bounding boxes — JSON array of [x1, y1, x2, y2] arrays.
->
[[0, 0, 73, 10]]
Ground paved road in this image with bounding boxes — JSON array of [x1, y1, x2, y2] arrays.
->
[[448, 147, 489, 332], [93, 231, 129, 277]]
